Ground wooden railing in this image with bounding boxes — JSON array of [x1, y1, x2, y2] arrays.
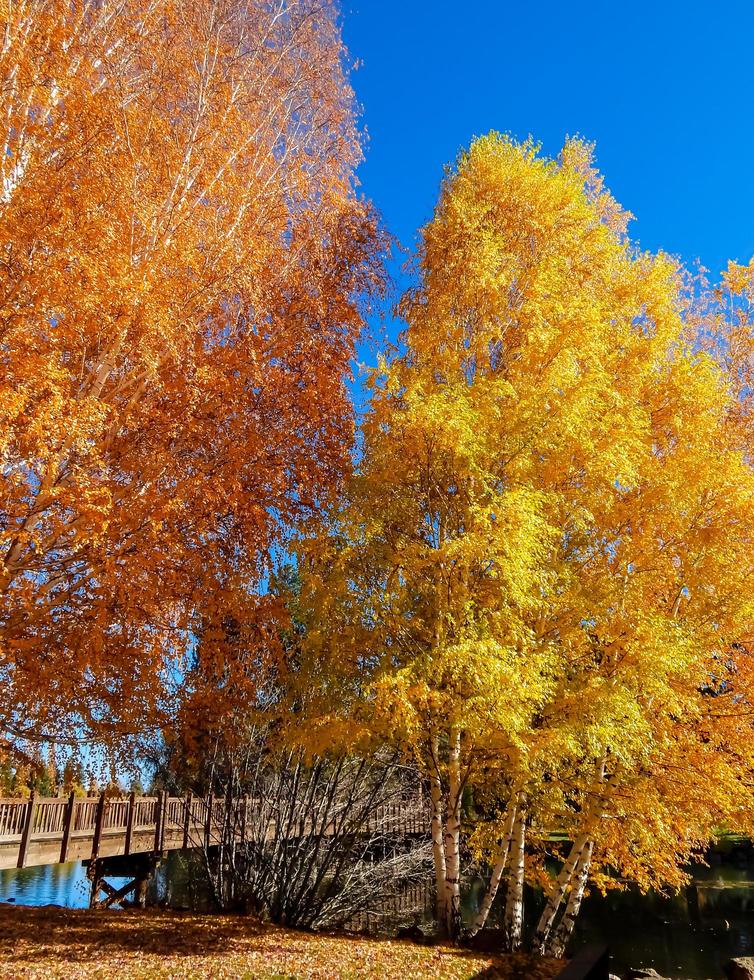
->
[[365, 801, 427, 836], [0, 792, 429, 871]]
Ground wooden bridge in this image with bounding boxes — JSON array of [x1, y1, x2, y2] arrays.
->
[[0, 791, 429, 872], [0, 792, 224, 872]]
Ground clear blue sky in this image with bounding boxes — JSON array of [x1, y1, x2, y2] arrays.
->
[[343, 0, 754, 294]]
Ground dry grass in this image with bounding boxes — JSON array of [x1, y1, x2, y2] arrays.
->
[[0, 905, 565, 979]]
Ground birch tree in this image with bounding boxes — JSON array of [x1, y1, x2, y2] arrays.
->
[[296, 134, 754, 948]]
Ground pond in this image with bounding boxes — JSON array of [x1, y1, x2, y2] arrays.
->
[[2, 849, 752, 978], [567, 857, 754, 978]]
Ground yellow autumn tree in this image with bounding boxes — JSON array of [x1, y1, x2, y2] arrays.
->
[[295, 135, 754, 946], [519, 336, 754, 954], [0, 0, 382, 750]]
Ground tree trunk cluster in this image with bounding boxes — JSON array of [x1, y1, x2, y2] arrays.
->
[[429, 738, 603, 955]]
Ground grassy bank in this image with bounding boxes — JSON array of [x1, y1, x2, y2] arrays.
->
[[0, 906, 564, 979]]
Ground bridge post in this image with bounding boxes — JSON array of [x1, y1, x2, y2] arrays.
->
[[125, 791, 135, 856], [87, 858, 103, 907], [204, 792, 213, 848], [90, 792, 106, 862], [159, 792, 168, 851], [153, 791, 163, 854], [59, 791, 76, 863], [182, 791, 192, 850], [134, 871, 149, 908], [16, 791, 36, 868]]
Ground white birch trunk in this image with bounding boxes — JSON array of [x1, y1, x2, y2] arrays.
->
[[534, 751, 607, 951], [429, 732, 448, 930], [442, 726, 462, 939], [469, 802, 517, 936], [531, 833, 588, 953], [545, 840, 593, 957], [503, 792, 526, 951]]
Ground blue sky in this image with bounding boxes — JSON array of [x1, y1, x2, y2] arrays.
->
[[343, 0, 754, 315]]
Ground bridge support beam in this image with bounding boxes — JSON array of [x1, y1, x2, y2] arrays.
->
[[85, 853, 159, 910]]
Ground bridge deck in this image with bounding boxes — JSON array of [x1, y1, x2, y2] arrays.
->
[[0, 794, 428, 871]]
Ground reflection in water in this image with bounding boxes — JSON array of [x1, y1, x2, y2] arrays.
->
[[0, 861, 90, 908], [2, 850, 754, 979], [1, 862, 147, 910], [567, 866, 754, 980], [455, 858, 754, 978]]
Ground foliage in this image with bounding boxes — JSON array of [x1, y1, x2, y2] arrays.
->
[[0, 0, 383, 750], [295, 134, 754, 948], [3, 0, 754, 957], [0, 741, 86, 796], [0, 906, 565, 979]]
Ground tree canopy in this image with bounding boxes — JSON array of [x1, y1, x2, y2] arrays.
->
[[295, 134, 754, 947], [0, 0, 383, 748], [3, 3, 754, 953]]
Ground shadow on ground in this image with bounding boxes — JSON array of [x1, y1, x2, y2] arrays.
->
[[0, 905, 563, 979]]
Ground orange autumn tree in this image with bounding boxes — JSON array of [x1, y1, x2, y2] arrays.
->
[[294, 135, 754, 946], [0, 0, 382, 749]]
